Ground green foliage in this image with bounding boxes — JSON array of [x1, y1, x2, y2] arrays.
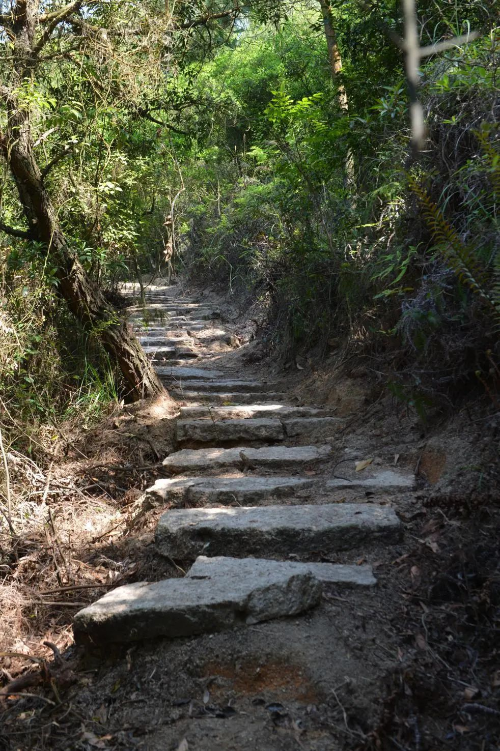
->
[[0, 249, 120, 455]]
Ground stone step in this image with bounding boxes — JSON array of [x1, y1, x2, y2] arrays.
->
[[143, 346, 176, 358], [165, 359, 218, 368], [156, 366, 226, 380], [129, 303, 205, 312], [147, 476, 314, 504], [164, 379, 280, 393], [158, 319, 208, 327], [156, 502, 402, 559], [176, 417, 285, 445], [130, 309, 219, 322], [190, 328, 228, 339], [326, 470, 416, 491], [171, 392, 287, 405], [175, 417, 344, 446], [162, 444, 332, 473], [74, 561, 321, 645], [139, 337, 195, 347], [179, 404, 334, 420], [188, 556, 377, 588], [175, 346, 201, 358]]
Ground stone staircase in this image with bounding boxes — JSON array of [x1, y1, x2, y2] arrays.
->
[[73, 285, 412, 645]]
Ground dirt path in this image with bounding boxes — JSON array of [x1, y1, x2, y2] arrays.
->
[[3, 283, 499, 751]]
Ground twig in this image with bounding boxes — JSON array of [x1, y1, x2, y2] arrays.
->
[[0, 426, 15, 536], [48, 508, 71, 582], [91, 519, 127, 542], [401, 0, 481, 154], [463, 703, 500, 717], [41, 461, 54, 503]]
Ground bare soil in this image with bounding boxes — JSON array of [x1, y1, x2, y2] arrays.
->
[[1, 282, 499, 751]]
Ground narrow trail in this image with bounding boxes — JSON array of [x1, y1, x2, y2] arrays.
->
[[74, 282, 421, 750]]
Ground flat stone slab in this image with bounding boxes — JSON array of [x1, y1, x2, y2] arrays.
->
[[73, 565, 321, 644], [170, 392, 286, 405], [179, 405, 332, 420], [168, 380, 279, 393], [142, 346, 176, 357], [156, 367, 226, 380], [188, 556, 377, 588], [326, 470, 416, 491], [192, 328, 227, 339], [140, 337, 195, 347], [156, 502, 401, 559], [175, 346, 200, 358], [147, 476, 314, 504], [162, 445, 332, 473], [176, 416, 345, 445], [176, 418, 285, 444]]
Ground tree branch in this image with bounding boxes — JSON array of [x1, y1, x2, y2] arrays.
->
[[179, 7, 241, 30], [35, 0, 100, 53], [136, 108, 191, 136], [0, 220, 33, 240], [41, 144, 75, 181]]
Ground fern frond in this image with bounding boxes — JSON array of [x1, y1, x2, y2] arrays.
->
[[409, 176, 496, 313]]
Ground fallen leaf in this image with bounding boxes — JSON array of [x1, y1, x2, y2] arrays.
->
[[425, 539, 440, 554], [394, 453, 400, 465], [415, 633, 427, 650], [81, 731, 112, 749], [492, 670, 500, 687], [203, 688, 210, 705], [392, 553, 410, 565], [355, 458, 373, 472], [453, 725, 470, 735], [177, 740, 189, 751], [410, 565, 421, 586]]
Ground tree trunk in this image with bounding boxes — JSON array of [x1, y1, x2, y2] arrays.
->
[[318, 0, 348, 111], [318, 0, 355, 189], [3, 131, 164, 400], [0, 0, 165, 402]]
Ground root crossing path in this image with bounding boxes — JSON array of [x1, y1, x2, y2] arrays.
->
[[75, 284, 417, 750]]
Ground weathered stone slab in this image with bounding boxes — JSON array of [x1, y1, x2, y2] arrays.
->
[[175, 346, 200, 358], [176, 418, 285, 445], [175, 416, 344, 444], [147, 476, 314, 504], [171, 392, 287, 405], [179, 405, 332, 420], [129, 303, 201, 311], [192, 328, 227, 339], [156, 367, 226, 380], [188, 556, 377, 588], [156, 502, 401, 559], [326, 470, 415, 491], [73, 566, 321, 644], [162, 445, 332, 473], [142, 346, 176, 357], [167, 380, 279, 393], [140, 337, 195, 347]]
